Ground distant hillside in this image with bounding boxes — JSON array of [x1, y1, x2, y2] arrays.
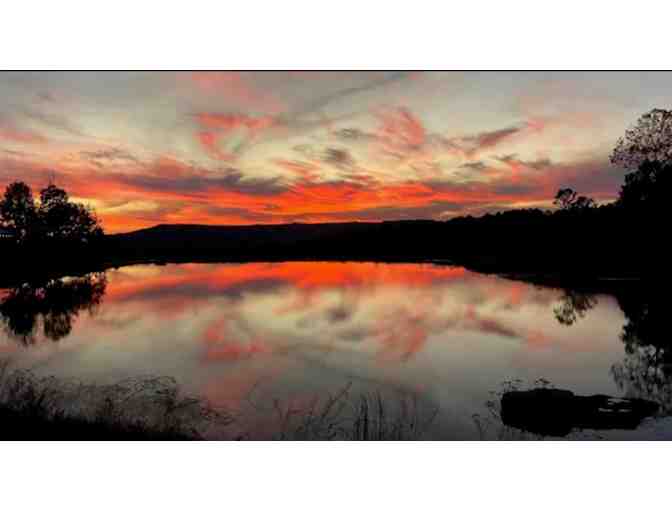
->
[[102, 207, 651, 278], [1, 205, 659, 286], [106, 220, 444, 261]]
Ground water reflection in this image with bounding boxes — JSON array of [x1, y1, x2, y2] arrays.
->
[[0, 262, 658, 438], [0, 273, 107, 345], [552, 284, 671, 415], [553, 290, 598, 326], [611, 288, 671, 413]]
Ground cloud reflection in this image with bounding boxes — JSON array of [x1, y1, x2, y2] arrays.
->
[[1, 262, 627, 435]]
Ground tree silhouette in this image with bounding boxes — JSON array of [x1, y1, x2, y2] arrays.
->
[[39, 183, 70, 214], [553, 188, 578, 210], [38, 184, 103, 243], [611, 108, 672, 170], [0, 182, 37, 242], [0, 273, 107, 345], [610, 109, 672, 216], [616, 159, 672, 213], [0, 181, 103, 244], [553, 188, 596, 212]]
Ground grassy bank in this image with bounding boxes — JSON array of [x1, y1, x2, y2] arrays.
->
[[0, 362, 437, 441], [0, 362, 230, 440]]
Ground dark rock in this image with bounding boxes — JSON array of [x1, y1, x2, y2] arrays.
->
[[501, 388, 659, 437]]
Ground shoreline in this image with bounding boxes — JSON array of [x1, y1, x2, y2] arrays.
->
[[0, 250, 647, 299]]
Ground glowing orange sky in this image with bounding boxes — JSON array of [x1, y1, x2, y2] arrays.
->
[[2, 71, 670, 232]]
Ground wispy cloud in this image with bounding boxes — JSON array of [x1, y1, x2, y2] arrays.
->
[[22, 109, 86, 138], [80, 147, 142, 168], [0, 71, 641, 232], [0, 117, 48, 144]]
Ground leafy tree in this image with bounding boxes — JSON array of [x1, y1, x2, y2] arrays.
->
[[611, 108, 672, 170], [1, 181, 103, 244], [617, 160, 669, 210], [40, 183, 69, 210], [0, 181, 37, 242], [38, 184, 103, 243], [611, 109, 672, 212], [553, 188, 577, 210]]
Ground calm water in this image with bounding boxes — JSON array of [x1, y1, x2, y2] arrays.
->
[[0, 262, 666, 439]]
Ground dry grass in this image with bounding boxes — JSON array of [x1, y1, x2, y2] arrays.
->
[[0, 361, 438, 440], [240, 382, 439, 440], [0, 360, 232, 440]]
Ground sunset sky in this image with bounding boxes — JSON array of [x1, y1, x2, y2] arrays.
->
[[1, 71, 671, 233]]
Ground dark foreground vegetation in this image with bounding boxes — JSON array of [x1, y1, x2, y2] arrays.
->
[[0, 361, 437, 440], [0, 361, 227, 440]]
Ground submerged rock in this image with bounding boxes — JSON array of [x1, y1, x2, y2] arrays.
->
[[501, 388, 659, 437]]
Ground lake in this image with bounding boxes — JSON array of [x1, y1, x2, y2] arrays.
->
[[0, 262, 667, 439]]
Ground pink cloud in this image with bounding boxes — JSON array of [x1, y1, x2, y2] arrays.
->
[[0, 126, 47, 144], [188, 72, 283, 114], [194, 113, 278, 161], [375, 107, 426, 157]]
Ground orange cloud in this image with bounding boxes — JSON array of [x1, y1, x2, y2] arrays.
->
[[1, 123, 619, 233]]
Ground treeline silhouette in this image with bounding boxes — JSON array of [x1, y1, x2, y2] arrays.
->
[[1, 108, 670, 281], [99, 195, 657, 278]]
